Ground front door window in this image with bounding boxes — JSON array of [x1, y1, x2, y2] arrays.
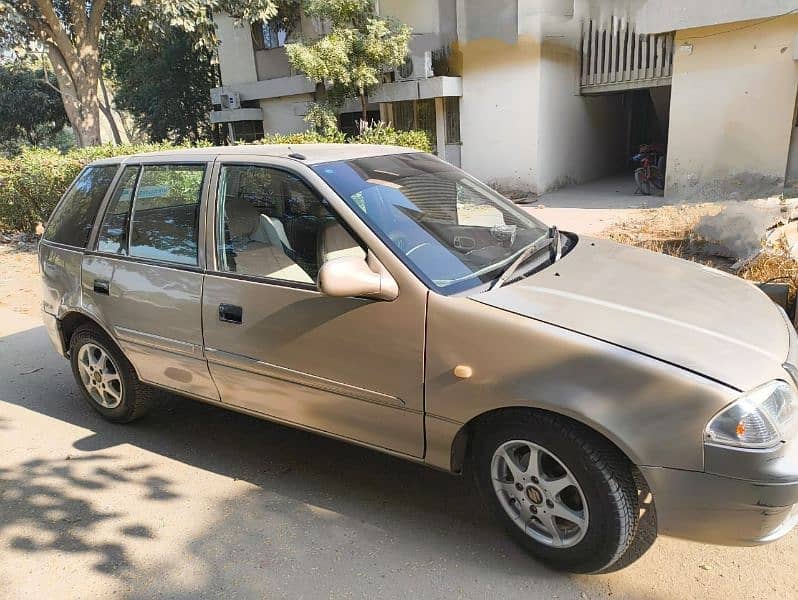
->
[[216, 165, 364, 284]]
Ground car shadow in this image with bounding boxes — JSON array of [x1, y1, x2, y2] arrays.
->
[[1, 323, 671, 598]]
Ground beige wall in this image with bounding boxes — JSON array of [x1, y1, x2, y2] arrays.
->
[[255, 47, 292, 81], [536, 38, 629, 192], [215, 14, 258, 86], [379, 0, 440, 33], [635, 0, 795, 34], [259, 95, 314, 134], [459, 37, 542, 194], [666, 14, 798, 201]]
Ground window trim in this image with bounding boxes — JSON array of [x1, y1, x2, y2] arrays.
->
[[43, 163, 121, 250], [90, 161, 211, 270], [209, 161, 367, 290]]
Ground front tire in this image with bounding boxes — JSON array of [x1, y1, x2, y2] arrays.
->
[[69, 324, 152, 423], [472, 411, 639, 573]]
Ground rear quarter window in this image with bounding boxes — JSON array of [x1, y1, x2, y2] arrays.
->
[[43, 165, 119, 248]]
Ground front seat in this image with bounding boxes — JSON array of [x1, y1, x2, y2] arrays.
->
[[224, 194, 312, 283]]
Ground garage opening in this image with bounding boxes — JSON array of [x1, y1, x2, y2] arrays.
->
[[577, 16, 674, 196]]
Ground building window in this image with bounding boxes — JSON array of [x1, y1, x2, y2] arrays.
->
[[445, 97, 461, 144], [393, 101, 414, 132], [231, 120, 265, 143], [252, 10, 298, 51], [416, 99, 437, 150], [392, 100, 438, 150]]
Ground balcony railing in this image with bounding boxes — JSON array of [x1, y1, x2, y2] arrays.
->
[[580, 17, 674, 94]]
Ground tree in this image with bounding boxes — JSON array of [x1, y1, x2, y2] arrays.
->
[[0, 1, 281, 147], [104, 28, 216, 144], [285, 0, 411, 124], [0, 62, 67, 147]]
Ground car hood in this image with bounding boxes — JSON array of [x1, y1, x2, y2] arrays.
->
[[473, 237, 790, 391]]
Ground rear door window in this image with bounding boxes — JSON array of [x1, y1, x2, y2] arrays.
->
[[128, 164, 206, 266], [43, 165, 119, 248]]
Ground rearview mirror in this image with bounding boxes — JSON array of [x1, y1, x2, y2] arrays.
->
[[317, 253, 399, 301]]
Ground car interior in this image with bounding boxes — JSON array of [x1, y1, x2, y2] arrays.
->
[[218, 166, 365, 283]]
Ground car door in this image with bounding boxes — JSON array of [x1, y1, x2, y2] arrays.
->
[[201, 157, 427, 457], [84, 160, 218, 400]]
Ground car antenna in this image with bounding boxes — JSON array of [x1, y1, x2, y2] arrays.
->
[[287, 146, 306, 160]]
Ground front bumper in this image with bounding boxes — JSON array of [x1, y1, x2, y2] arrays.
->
[[640, 465, 798, 545]]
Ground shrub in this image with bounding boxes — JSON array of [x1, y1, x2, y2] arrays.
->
[[352, 122, 432, 152], [258, 123, 431, 152], [259, 130, 346, 145], [0, 128, 431, 233], [0, 142, 177, 233]]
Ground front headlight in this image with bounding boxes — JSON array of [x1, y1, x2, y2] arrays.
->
[[705, 380, 797, 448]]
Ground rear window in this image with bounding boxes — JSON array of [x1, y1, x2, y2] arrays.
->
[[43, 165, 119, 248]]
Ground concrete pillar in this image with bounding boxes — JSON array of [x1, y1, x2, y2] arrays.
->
[[435, 97, 447, 160], [214, 13, 258, 85]]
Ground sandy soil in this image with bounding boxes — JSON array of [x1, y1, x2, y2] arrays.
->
[[0, 243, 40, 316]]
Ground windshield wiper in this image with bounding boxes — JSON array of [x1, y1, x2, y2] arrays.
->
[[551, 226, 562, 263], [490, 233, 554, 291]]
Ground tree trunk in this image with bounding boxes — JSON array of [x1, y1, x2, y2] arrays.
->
[[46, 45, 102, 147], [98, 75, 123, 145], [360, 91, 368, 127]]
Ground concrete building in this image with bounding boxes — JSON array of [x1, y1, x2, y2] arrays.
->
[[211, 1, 798, 201]]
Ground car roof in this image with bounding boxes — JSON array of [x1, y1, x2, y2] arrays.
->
[[88, 144, 420, 167]]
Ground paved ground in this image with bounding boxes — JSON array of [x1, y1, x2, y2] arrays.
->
[[2, 229, 798, 599], [528, 175, 654, 236]]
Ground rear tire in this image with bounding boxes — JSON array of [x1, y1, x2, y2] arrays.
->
[[471, 411, 639, 573], [69, 324, 152, 423]]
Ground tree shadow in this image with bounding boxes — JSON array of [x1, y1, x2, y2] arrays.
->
[[0, 323, 680, 598], [0, 453, 173, 576]]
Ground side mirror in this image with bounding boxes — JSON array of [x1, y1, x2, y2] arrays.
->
[[317, 253, 399, 301]]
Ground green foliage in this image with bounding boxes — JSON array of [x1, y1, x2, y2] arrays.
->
[[258, 123, 430, 151], [103, 28, 216, 143], [0, 1, 286, 147], [353, 122, 431, 152], [0, 143, 176, 232], [303, 102, 342, 137], [0, 63, 69, 151], [285, 0, 411, 117], [260, 130, 346, 145], [0, 122, 430, 233]]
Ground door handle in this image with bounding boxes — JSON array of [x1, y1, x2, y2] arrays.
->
[[218, 303, 243, 324], [93, 279, 110, 295]]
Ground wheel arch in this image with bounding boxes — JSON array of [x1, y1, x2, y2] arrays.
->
[[59, 311, 121, 358], [449, 406, 645, 479]]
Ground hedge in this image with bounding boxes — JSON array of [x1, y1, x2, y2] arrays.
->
[[0, 126, 431, 233], [0, 143, 178, 233]]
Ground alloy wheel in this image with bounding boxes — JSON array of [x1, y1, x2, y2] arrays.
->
[[77, 342, 124, 409], [491, 440, 589, 548]]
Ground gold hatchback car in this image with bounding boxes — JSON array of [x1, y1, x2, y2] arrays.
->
[[40, 145, 798, 573]]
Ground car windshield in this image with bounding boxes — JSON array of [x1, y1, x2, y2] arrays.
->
[[312, 153, 550, 294]]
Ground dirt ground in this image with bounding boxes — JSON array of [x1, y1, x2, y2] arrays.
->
[[0, 241, 40, 316]]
